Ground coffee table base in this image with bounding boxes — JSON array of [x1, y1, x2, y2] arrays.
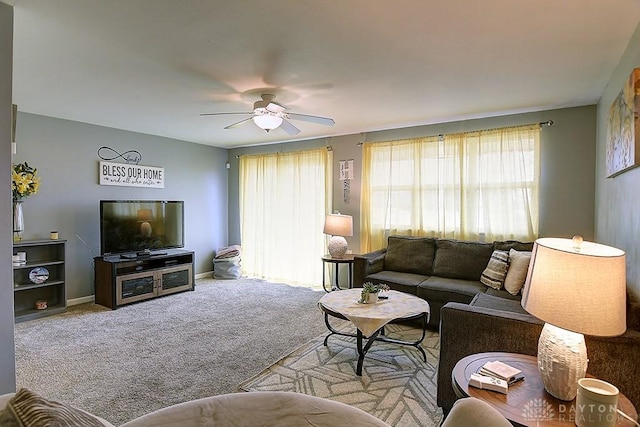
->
[[321, 308, 428, 376]]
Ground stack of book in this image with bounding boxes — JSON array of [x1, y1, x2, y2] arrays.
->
[[479, 360, 523, 384], [469, 360, 523, 394]]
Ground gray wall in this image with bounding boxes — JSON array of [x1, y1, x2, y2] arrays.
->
[[13, 112, 229, 301], [596, 21, 640, 301], [228, 105, 597, 253], [1, 1, 16, 394]]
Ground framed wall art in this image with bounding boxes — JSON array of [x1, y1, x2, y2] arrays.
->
[[606, 67, 640, 178]]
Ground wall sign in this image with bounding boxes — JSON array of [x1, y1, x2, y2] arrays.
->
[[99, 161, 164, 188]]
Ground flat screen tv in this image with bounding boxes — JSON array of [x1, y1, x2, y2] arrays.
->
[[100, 200, 184, 256]]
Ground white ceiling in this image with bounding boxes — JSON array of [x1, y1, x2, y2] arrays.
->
[[8, 0, 640, 148]]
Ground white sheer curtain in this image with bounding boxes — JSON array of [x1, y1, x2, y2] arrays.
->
[[361, 124, 540, 252], [239, 148, 332, 286]]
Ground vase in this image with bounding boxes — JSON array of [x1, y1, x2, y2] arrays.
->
[[13, 199, 24, 242], [364, 292, 379, 304]]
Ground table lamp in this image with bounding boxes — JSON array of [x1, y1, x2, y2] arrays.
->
[[521, 236, 626, 401], [137, 209, 153, 237], [323, 213, 353, 258]]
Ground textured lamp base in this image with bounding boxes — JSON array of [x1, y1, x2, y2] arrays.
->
[[327, 236, 348, 258], [537, 323, 588, 401]]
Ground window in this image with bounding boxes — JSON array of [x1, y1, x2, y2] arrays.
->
[[361, 124, 539, 251]]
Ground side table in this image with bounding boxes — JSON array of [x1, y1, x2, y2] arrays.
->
[[321, 254, 355, 292], [452, 352, 638, 426]]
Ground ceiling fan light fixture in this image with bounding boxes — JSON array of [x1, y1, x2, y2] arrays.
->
[[253, 114, 283, 131]]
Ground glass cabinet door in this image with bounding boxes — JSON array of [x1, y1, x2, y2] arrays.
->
[[158, 265, 193, 296], [116, 272, 156, 305]]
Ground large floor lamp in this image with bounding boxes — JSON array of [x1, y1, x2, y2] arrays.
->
[[521, 236, 626, 401]]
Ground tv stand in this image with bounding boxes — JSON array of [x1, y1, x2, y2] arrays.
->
[[119, 250, 169, 260], [94, 249, 195, 309], [145, 251, 167, 257]]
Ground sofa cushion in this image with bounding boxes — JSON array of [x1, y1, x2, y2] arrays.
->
[[470, 292, 532, 316], [627, 297, 640, 332], [0, 389, 108, 427], [484, 287, 522, 301], [384, 236, 436, 275], [417, 276, 486, 303], [480, 250, 510, 289], [493, 240, 534, 252], [504, 249, 532, 295], [432, 239, 494, 281], [365, 271, 427, 295]]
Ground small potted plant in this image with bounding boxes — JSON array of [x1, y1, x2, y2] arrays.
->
[[359, 282, 390, 304]]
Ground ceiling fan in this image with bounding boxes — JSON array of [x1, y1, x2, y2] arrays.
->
[[200, 94, 335, 135]]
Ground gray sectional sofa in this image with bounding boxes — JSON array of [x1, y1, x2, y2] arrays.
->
[[353, 235, 533, 327], [353, 235, 640, 415]]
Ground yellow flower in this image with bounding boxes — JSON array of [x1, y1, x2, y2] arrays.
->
[[11, 162, 41, 200]]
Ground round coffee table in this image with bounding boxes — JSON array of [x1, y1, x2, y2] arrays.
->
[[318, 288, 430, 376], [452, 352, 638, 426]]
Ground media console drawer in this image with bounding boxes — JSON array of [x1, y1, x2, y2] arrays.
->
[[94, 249, 195, 309]]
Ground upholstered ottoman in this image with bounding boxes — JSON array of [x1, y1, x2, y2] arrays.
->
[[121, 391, 391, 427]]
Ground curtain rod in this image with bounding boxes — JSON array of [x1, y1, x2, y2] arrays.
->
[[355, 120, 554, 146]]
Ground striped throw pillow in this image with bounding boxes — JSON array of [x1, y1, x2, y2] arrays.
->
[[480, 250, 510, 289], [3, 388, 105, 427]]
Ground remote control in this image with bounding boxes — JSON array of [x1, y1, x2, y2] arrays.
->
[[469, 373, 508, 394]]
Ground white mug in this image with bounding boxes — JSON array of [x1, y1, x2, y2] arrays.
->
[[575, 378, 619, 427]]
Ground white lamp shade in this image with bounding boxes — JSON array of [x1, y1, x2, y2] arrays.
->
[[137, 209, 153, 221], [323, 214, 353, 237], [253, 114, 283, 130], [521, 237, 626, 337]]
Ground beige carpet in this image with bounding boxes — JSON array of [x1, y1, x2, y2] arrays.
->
[[14, 278, 329, 425], [239, 321, 444, 427]]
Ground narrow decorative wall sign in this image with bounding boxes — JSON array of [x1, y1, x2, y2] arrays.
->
[[99, 161, 164, 188], [343, 179, 351, 204], [606, 68, 640, 178], [339, 159, 355, 180]]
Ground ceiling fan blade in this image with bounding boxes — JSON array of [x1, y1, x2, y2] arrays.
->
[[266, 102, 286, 113], [224, 117, 254, 129], [200, 112, 253, 117], [287, 112, 335, 126], [279, 118, 300, 135]]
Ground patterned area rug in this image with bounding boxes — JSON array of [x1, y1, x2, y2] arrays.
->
[[239, 320, 443, 426]]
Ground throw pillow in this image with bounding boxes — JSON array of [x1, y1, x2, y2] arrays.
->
[[384, 236, 437, 275], [432, 239, 495, 281], [1, 388, 105, 427], [504, 248, 532, 295], [480, 250, 510, 289]]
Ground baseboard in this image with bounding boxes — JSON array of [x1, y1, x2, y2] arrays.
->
[[68, 295, 95, 307], [195, 271, 214, 279]]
